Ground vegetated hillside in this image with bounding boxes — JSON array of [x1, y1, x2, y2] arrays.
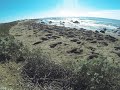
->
[[0, 19, 120, 90]]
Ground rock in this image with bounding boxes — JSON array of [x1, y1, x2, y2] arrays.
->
[[47, 35, 60, 39], [71, 39, 79, 42], [88, 54, 98, 60], [113, 51, 120, 57], [33, 41, 42, 45], [73, 21, 79, 24], [44, 30, 53, 33], [118, 31, 120, 34], [87, 47, 96, 51], [68, 31, 74, 35], [0, 54, 10, 63], [45, 34, 53, 36], [49, 21, 52, 24], [105, 35, 118, 42], [114, 46, 120, 50], [67, 48, 83, 54], [99, 41, 108, 46], [80, 28, 86, 31], [16, 56, 25, 63], [15, 35, 22, 37], [100, 30, 105, 33], [103, 28, 107, 31], [64, 43, 69, 46], [60, 21, 64, 25], [41, 37, 48, 41], [51, 36, 60, 39], [95, 30, 99, 33], [117, 27, 120, 29], [116, 52, 120, 57], [100, 28, 107, 33], [50, 42, 62, 48], [84, 31, 93, 36], [59, 32, 65, 36], [67, 34, 75, 38], [77, 41, 81, 44], [91, 41, 97, 43], [113, 30, 119, 33], [91, 52, 99, 55], [96, 35, 104, 40], [86, 37, 94, 41], [40, 22, 45, 24]]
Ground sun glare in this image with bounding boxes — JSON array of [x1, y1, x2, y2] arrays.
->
[[37, 0, 92, 18]]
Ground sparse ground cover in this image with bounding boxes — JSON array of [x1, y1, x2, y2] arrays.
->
[[0, 20, 120, 90]]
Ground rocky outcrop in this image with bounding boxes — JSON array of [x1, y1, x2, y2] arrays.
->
[[41, 37, 49, 41], [33, 41, 42, 45], [117, 27, 120, 29], [49, 21, 52, 24], [47, 35, 60, 40], [86, 37, 94, 41], [99, 41, 108, 46], [87, 47, 96, 51], [88, 54, 98, 60], [113, 51, 120, 57], [96, 35, 104, 40], [114, 46, 120, 50], [67, 48, 83, 54], [100, 28, 107, 33], [91, 41, 97, 43], [105, 35, 118, 42], [44, 30, 53, 33], [77, 41, 81, 44], [45, 34, 53, 36], [0, 54, 10, 63], [95, 30, 99, 33], [16, 56, 25, 63], [50, 42, 62, 48], [70, 39, 79, 42], [73, 21, 79, 24], [100, 30, 105, 33], [84, 31, 93, 37], [51, 36, 60, 39]]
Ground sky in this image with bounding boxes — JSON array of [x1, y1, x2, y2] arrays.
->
[[0, 0, 120, 22]]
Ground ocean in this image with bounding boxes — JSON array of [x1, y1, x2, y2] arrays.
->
[[39, 17, 120, 35]]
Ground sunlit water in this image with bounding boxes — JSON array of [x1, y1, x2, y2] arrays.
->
[[39, 17, 120, 32]]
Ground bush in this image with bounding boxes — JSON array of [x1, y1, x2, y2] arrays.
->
[[0, 21, 18, 35], [0, 36, 24, 63], [71, 57, 120, 90], [22, 53, 120, 90], [22, 52, 72, 89]]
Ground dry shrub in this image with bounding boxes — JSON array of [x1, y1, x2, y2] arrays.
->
[[22, 51, 73, 90]]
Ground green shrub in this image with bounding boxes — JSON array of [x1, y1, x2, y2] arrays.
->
[[70, 57, 120, 90], [0, 36, 24, 63]]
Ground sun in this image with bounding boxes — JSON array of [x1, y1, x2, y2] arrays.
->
[[39, 0, 92, 18], [58, 10, 79, 17]]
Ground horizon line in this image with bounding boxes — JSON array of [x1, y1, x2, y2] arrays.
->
[[1, 16, 120, 23]]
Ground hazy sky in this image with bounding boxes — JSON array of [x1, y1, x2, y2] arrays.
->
[[0, 0, 120, 22]]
